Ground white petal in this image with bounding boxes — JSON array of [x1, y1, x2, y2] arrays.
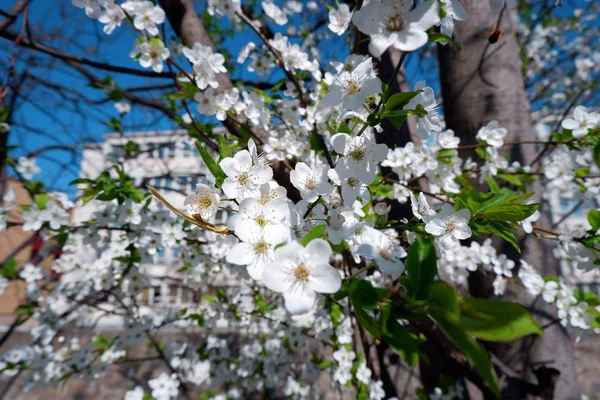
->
[[219, 157, 239, 177], [305, 239, 333, 262], [226, 243, 253, 265], [262, 262, 292, 293], [330, 133, 351, 155], [283, 289, 316, 315], [309, 264, 341, 294]]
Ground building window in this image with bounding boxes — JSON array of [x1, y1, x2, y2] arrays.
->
[[183, 142, 193, 158], [156, 248, 166, 264], [172, 247, 181, 263], [167, 143, 176, 158]]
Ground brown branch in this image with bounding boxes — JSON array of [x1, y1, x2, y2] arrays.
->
[[0, 29, 177, 78]]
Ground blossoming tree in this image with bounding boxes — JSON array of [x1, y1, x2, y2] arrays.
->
[[0, 0, 599, 399]]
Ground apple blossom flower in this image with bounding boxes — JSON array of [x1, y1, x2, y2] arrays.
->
[[425, 204, 472, 250], [330, 133, 388, 185], [322, 58, 382, 113], [114, 101, 131, 114], [184, 183, 221, 221], [352, 0, 440, 57], [226, 220, 289, 280], [131, 1, 165, 36], [99, 5, 126, 34], [328, 4, 353, 36], [219, 149, 273, 201], [262, 239, 341, 315], [290, 163, 333, 202], [476, 120, 507, 148], [149, 372, 179, 400], [410, 192, 436, 222], [16, 157, 41, 180], [262, 1, 288, 25], [437, 130, 460, 149], [72, 0, 102, 19], [438, 0, 469, 38], [138, 39, 170, 73], [405, 81, 442, 140], [561, 106, 599, 139], [357, 227, 407, 279]]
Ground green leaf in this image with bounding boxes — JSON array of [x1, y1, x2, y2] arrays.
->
[[405, 238, 437, 299], [459, 297, 543, 342], [473, 218, 520, 252], [427, 282, 500, 398], [349, 279, 379, 310], [300, 224, 327, 247], [379, 305, 419, 366], [0, 258, 18, 279], [202, 294, 217, 303], [69, 178, 95, 186], [352, 302, 380, 339], [195, 140, 226, 187], [485, 177, 500, 193], [588, 210, 600, 231], [593, 143, 600, 167], [497, 173, 525, 188], [216, 134, 232, 161], [428, 32, 462, 51], [477, 203, 539, 222], [35, 194, 51, 210], [385, 91, 421, 111]]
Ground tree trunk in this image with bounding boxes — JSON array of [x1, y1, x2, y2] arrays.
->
[[438, 2, 581, 399]]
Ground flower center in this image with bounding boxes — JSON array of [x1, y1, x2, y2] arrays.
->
[[255, 216, 267, 227], [238, 172, 250, 185], [378, 248, 392, 261], [293, 264, 310, 282], [254, 240, 269, 255], [348, 146, 365, 161], [445, 220, 457, 232], [385, 15, 405, 32], [304, 175, 318, 190], [344, 78, 361, 95], [347, 177, 360, 188]]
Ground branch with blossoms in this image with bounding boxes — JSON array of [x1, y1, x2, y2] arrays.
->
[[1, 0, 600, 399]]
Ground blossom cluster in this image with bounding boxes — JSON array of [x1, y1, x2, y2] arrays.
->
[[1, 0, 598, 398]]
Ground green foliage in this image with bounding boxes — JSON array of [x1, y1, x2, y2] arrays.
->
[[428, 31, 462, 51], [459, 297, 543, 341], [385, 91, 422, 111], [378, 304, 419, 366], [195, 140, 226, 188], [588, 209, 600, 231], [69, 167, 145, 205], [455, 184, 538, 252], [404, 238, 437, 299], [300, 224, 327, 247], [427, 282, 500, 398], [0, 258, 18, 280], [348, 279, 380, 310], [216, 135, 233, 161]]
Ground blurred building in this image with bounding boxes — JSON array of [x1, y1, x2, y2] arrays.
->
[[73, 130, 229, 319]]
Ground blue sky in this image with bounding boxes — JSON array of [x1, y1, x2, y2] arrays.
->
[[5, 1, 433, 197], [4, 1, 585, 198]]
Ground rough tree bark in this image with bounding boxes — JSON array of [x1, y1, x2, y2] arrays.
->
[[438, 2, 581, 399]]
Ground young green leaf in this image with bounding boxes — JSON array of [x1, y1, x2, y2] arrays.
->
[[459, 297, 543, 342], [349, 279, 380, 310], [300, 224, 327, 247], [477, 203, 539, 222], [405, 238, 437, 299], [195, 140, 226, 187], [379, 305, 419, 366]]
